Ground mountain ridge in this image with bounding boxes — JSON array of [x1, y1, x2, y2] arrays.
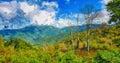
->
[[0, 24, 102, 45]]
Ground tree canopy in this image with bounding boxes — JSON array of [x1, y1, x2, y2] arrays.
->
[[5, 38, 32, 50], [107, 0, 120, 24]]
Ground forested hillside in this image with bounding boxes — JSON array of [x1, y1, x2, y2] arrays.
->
[[0, 24, 120, 63], [0, 24, 101, 46]]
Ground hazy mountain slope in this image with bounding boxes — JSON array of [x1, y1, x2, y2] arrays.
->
[[0, 24, 102, 45]]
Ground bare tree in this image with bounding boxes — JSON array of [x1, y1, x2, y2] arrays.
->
[[81, 5, 101, 52], [67, 15, 74, 50], [75, 14, 80, 49]]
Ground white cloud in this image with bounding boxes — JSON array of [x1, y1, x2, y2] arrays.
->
[[0, 1, 73, 28], [102, 0, 112, 5], [31, 1, 74, 28], [18, 1, 59, 27], [42, 2, 58, 8], [32, 11, 56, 25], [0, 7, 12, 14], [20, 2, 38, 15], [0, 1, 18, 20], [94, 9, 110, 24], [96, 0, 112, 24], [1, 0, 112, 29], [41, 1, 59, 12], [57, 19, 75, 28], [31, 1, 58, 26], [73, 9, 110, 24]]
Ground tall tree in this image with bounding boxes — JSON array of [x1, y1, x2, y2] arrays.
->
[[107, 0, 120, 24], [81, 5, 100, 52], [75, 14, 80, 49]]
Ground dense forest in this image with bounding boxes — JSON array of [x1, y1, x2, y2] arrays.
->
[[0, 24, 120, 63], [0, 0, 120, 63]]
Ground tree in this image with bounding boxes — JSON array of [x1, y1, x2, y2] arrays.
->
[[107, 0, 120, 24], [67, 15, 74, 50], [75, 14, 80, 49], [0, 35, 4, 48], [81, 5, 101, 51]]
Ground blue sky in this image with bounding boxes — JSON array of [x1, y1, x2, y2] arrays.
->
[[0, 0, 103, 16], [0, 0, 111, 29]]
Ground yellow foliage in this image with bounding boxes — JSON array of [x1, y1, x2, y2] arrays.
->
[[0, 35, 4, 48], [79, 42, 85, 49], [100, 38, 111, 44], [5, 46, 15, 55], [48, 45, 55, 52], [56, 43, 67, 52], [90, 40, 98, 49]]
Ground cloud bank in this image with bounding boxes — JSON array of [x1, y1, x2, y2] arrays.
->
[[0, 1, 74, 29], [0, 0, 112, 29]]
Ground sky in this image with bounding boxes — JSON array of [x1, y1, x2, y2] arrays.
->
[[0, 0, 112, 29]]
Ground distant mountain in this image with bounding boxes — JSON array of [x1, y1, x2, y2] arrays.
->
[[0, 24, 102, 45]]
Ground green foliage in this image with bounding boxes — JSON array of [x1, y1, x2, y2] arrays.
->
[[0, 24, 120, 63], [112, 36, 120, 47], [0, 52, 42, 63], [93, 50, 120, 63], [55, 51, 83, 63], [38, 52, 52, 63], [5, 38, 32, 50], [107, 0, 120, 24]]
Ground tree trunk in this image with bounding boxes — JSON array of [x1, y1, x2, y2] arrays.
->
[[87, 24, 90, 52], [70, 29, 74, 50], [76, 35, 79, 49], [87, 30, 90, 52], [76, 14, 80, 49]]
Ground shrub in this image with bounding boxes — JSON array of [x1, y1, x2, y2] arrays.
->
[[93, 50, 120, 63], [112, 37, 120, 47], [55, 51, 83, 63]]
